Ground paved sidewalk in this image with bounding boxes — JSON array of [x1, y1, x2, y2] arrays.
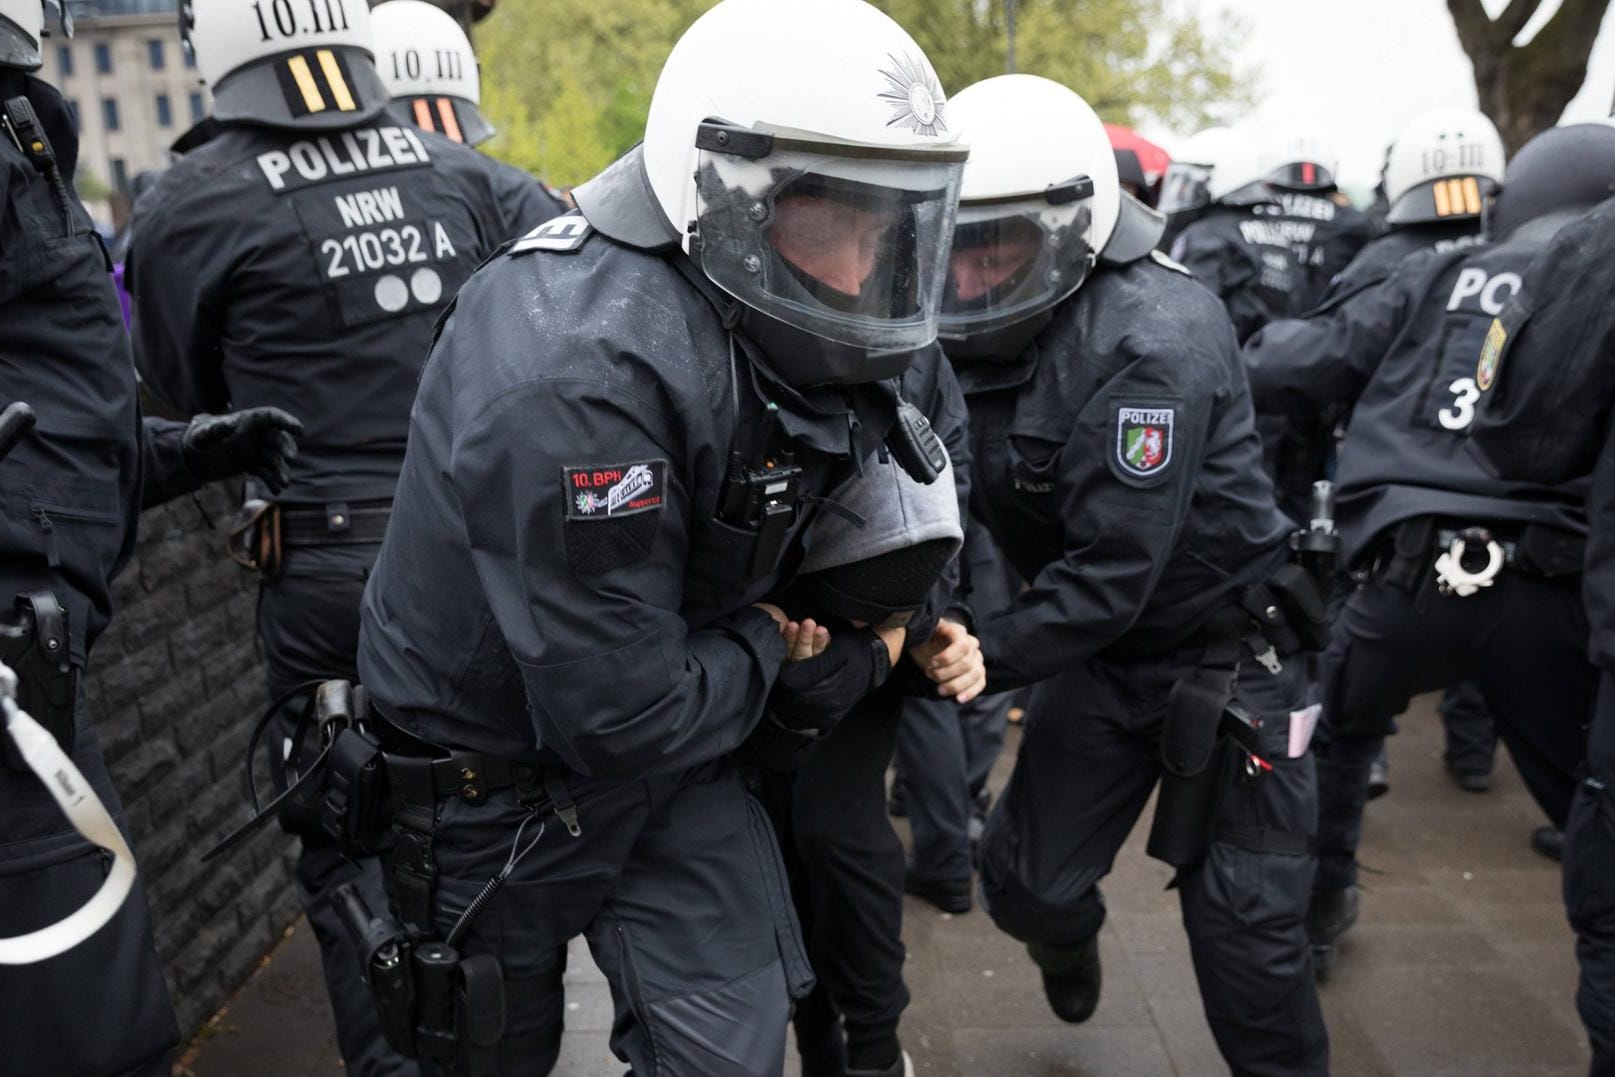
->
[[181, 691, 1589, 1076]]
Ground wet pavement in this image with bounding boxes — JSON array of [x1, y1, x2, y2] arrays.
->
[[180, 690, 1589, 1076]]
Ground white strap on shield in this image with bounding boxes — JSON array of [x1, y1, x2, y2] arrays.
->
[[1434, 533, 1506, 598], [0, 660, 136, 965]]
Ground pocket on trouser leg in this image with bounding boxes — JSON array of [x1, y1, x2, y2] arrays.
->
[[627, 953, 789, 1077], [1181, 751, 1328, 1077], [741, 791, 815, 998]]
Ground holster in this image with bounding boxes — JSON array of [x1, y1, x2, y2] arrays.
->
[[1148, 675, 1236, 868], [0, 590, 76, 771], [1517, 523, 1585, 579], [1244, 564, 1331, 653], [226, 498, 282, 578]]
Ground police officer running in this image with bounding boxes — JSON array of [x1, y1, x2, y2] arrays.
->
[[369, 0, 568, 224], [944, 75, 1330, 1076], [127, 0, 553, 1069], [1, 3, 298, 1072], [1242, 122, 1615, 977], [355, 0, 971, 1071], [1470, 185, 1615, 1075]]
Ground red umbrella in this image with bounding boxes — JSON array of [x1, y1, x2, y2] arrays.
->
[[1104, 124, 1172, 185]]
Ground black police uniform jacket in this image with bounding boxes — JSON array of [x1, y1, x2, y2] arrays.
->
[[0, 70, 184, 1075], [1244, 218, 1587, 568], [957, 252, 1293, 692], [357, 217, 919, 778], [1169, 203, 1306, 344], [1259, 190, 1374, 311], [1470, 197, 1615, 670], [1318, 218, 1483, 305], [128, 115, 561, 505]]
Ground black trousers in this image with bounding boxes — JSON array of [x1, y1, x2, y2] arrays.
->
[[978, 651, 1328, 1077], [411, 759, 810, 1076], [1568, 670, 1615, 1075], [258, 543, 422, 1077], [0, 689, 178, 1077], [1313, 569, 1594, 893], [755, 679, 912, 1065]]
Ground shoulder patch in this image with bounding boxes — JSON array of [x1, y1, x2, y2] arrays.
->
[[510, 212, 594, 255], [1112, 404, 1176, 485], [563, 460, 668, 519], [1152, 248, 1191, 276], [1475, 317, 1506, 392]]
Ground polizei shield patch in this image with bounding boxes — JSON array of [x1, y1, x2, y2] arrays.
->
[[563, 460, 668, 519], [1115, 406, 1174, 480]]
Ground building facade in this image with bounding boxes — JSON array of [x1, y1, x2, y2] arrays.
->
[[36, 0, 207, 223]]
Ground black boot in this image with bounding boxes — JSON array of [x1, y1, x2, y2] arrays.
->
[[1531, 825, 1565, 862], [1306, 885, 1359, 979], [1028, 937, 1102, 1024], [904, 870, 972, 914]]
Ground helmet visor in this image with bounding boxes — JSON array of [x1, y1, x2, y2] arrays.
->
[[0, 11, 41, 70], [938, 193, 1095, 341], [1267, 161, 1337, 190], [695, 133, 965, 352], [1158, 162, 1212, 215]]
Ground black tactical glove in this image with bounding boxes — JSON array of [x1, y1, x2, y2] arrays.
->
[[182, 408, 303, 492], [737, 627, 892, 771]]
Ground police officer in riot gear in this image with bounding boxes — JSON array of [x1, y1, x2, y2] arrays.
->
[[355, 0, 971, 1071], [370, 0, 567, 222], [128, 0, 554, 1070], [1251, 108, 1509, 793], [1469, 187, 1615, 1072], [1324, 108, 1504, 302], [943, 75, 1328, 1076], [0, 2, 298, 1072], [1254, 125, 1374, 312], [1164, 125, 1308, 343], [1242, 122, 1615, 978]]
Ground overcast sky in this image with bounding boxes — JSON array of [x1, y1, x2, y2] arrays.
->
[[1152, 0, 1615, 188]]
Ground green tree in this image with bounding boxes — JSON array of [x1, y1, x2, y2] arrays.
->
[[475, 0, 1254, 184], [872, 0, 1255, 131]]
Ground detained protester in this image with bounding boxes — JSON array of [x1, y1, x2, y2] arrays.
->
[[0, 3, 298, 1073], [127, 0, 550, 1069], [353, 0, 972, 1071], [370, 0, 568, 224], [749, 399, 981, 1077], [1242, 123, 1615, 977], [1249, 108, 1509, 796], [1470, 188, 1615, 1072], [1163, 124, 1307, 343], [943, 74, 1329, 1076]]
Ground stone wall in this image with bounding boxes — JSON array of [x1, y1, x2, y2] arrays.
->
[[90, 483, 301, 1039]]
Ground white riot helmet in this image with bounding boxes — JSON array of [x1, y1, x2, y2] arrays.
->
[[1, 0, 70, 72], [634, 0, 967, 388], [371, 0, 489, 145], [1384, 108, 1505, 226], [1158, 126, 1269, 214], [1259, 123, 1340, 190], [937, 74, 1162, 360], [180, 0, 389, 130]]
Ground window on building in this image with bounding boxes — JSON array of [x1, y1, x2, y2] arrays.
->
[[147, 39, 164, 70], [155, 93, 172, 128], [57, 45, 72, 77], [65, 99, 79, 129], [94, 42, 111, 74], [111, 158, 128, 194], [188, 92, 204, 123], [184, 46, 196, 70], [102, 97, 119, 132]]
